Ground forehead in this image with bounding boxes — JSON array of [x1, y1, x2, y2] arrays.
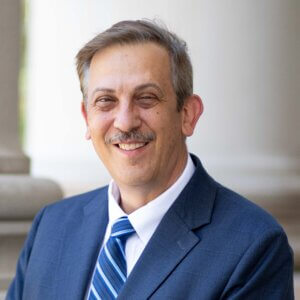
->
[[88, 42, 173, 91]]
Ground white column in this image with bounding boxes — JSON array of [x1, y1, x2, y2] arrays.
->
[[0, 1, 62, 296], [187, 0, 300, 268], [0, 0, 29, 173]]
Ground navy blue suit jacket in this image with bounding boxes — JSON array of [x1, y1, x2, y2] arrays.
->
[[7, 155, 294, 299]]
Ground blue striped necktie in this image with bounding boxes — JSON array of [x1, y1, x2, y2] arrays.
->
[[88, 216, 135, 300]]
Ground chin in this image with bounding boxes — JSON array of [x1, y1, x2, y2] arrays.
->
[[115, 171, 154, 187]]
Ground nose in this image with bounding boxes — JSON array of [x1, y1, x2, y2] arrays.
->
[[113, 103, 142, 132]]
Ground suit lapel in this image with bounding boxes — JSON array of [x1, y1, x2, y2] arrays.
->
[[80, 189, 109, 293], [118, 209, 199, 299], [56, 188, 109, 299], [119, 155, 217, 299]]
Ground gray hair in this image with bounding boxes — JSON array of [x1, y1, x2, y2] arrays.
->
[[76, 19, 193, 111]]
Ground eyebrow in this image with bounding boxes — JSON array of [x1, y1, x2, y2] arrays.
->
[[134, 83, 164, 96], [91, 83, 164, 98], [91, 87, 115, 98]]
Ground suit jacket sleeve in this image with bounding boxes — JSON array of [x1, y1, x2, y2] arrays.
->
[[221, 228, 294, 299], [6, 207, 46, 300]]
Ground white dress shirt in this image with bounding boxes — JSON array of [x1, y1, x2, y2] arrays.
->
[[103, 154, 195, 275]]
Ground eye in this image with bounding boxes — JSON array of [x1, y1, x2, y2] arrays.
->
[[94, 96, 116, 111], [136, 94, 159, 108]]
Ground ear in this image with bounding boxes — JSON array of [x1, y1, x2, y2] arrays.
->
[[81, 101, 91, 140], [181, 94, 203, 137]]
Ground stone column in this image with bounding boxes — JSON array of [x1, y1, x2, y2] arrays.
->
[[0, 1, 63, 297], [192, 0, 300, 269]]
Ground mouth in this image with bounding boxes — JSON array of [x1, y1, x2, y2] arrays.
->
[[116, 142, 148, 151]]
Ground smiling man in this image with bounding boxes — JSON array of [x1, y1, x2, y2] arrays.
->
[[81, 41, 201, 214], [7, 20, 294, 299]]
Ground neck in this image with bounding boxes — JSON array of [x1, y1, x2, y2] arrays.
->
[[117, 151, 189, 214]]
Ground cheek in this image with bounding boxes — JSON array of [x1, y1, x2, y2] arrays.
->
[[151, 113, 181, 143], [88, 113, 112, 136]]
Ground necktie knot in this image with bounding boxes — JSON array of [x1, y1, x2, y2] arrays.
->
[[111, 216, 135, 240]]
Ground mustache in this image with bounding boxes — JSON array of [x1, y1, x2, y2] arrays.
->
[[105, 130, 156, 144]]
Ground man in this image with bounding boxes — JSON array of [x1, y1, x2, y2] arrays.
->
[[7, 20, 294, 299]]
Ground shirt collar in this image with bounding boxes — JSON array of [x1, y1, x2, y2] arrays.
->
[[108, 154, 195, 244]]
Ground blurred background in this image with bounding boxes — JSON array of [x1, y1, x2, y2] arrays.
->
[[0, 0, 299, 298]]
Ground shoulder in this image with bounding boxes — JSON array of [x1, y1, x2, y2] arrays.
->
[[190, 154, 283, 236], [193, 181, 293, 274], [213, 184, 283, 235], [212, 187, 294, 298], [34, 186, 108, 227], [45, 186, 107, 212], [202, 182, 290, 260]]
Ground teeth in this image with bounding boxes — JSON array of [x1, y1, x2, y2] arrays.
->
[[118, 143, 146, 150]]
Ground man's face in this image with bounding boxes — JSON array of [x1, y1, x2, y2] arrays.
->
[[82, 42, 198, 194]]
